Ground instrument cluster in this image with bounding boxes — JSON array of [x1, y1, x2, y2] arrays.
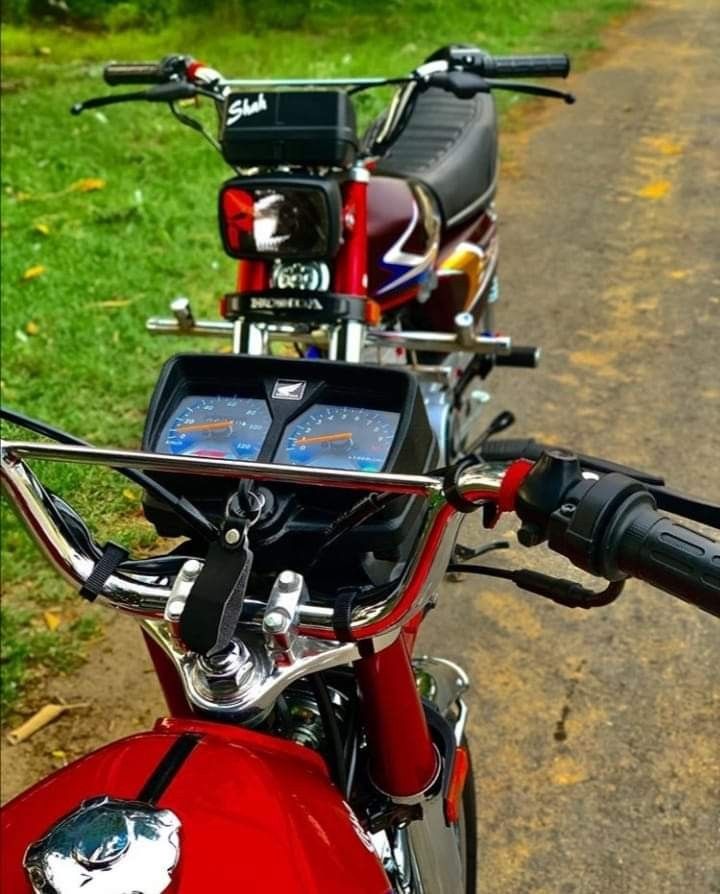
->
[[141, 355, 435, 556]]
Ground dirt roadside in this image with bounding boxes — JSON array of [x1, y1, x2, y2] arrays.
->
[[2, 1, 719, 891]]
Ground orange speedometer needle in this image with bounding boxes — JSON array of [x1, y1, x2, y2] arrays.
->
[[294, 432, 353, 446], [175, 419, 233, 434]]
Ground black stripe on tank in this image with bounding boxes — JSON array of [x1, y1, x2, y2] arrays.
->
[[137, 733, 201, 804]]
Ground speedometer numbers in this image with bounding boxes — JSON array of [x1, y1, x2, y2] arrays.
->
[[275, 405, 400, 472], [160, 396, 271, 460]]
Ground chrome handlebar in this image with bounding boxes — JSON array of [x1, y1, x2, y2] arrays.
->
[[0, 439, 509, 640]]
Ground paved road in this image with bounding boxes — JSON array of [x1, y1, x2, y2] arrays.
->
[[2, 1, 718, 891], [421, 0, 720, 891]]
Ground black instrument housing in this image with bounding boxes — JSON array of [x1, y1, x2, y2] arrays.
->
[[141, 355, 437, 589]]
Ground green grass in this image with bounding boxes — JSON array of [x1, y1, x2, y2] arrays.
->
[[0, 0, 636, 718]]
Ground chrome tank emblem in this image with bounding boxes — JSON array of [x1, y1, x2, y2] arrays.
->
[[24, 796, 180, 894]]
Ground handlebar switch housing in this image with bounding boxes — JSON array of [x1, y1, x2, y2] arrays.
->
[[546, 473, 652, 580], [515, 449, 584, 546]]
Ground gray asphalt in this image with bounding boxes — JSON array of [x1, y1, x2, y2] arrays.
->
[[421, 0, 720, 891]]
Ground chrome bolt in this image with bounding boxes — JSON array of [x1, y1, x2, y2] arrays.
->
[[166, 598, 186, 620], [224, 528, 241, 546], [277, 570, 299, 593], [264, 610, 287, 633], [180, 558, 202, 580]]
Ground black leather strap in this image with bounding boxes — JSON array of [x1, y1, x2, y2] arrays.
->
[[79, 542, 129, 601], [179, 538, 253, 655]]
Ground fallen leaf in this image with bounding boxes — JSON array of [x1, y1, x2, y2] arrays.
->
[[70, 177, 106, 193], [25, 320, 40, 336], [22, 264, 46, 281], [33, 222, 51, 236], [636, 179, 671, 200], [122, 488, 139, 502], [88, 298, 132, 309], [43, 610, 62, 631], [51, 749, 67, 760], [15, 330, 29, 344]]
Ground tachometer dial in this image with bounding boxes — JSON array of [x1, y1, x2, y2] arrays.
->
[[160, 396, 271, 460], [275, 404, 400, 472]]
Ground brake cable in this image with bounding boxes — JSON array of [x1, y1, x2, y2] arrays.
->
[[0, 406, 218, 540]]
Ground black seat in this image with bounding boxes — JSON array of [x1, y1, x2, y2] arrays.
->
[[373, 89, 498, 229]]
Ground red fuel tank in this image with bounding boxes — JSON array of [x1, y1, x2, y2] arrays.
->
[[1, 717, 390, 893]]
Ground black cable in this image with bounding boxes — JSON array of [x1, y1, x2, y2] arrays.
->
[[447, 563, 624, 609], [447, 563, 513, 581], [307, 491, 402, 571], [310, 673, 348, 794], [1, 406, 218, 540]]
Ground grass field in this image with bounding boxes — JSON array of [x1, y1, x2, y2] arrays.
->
[[0, 0, 635, 719]]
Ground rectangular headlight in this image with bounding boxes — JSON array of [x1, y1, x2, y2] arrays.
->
[[218, 176, 342, 261]]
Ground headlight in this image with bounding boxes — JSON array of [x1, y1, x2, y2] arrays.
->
[[219, 176, 341, 261]]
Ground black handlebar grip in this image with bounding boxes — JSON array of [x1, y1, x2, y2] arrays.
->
[[485, 54, 571, 78], [103, 62, 166, 86], [494, 346, 541, 368], [480, 438, 540, 462], [610, 503, 720, 617]]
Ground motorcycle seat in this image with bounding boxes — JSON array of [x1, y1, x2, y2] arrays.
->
[[373, 89, 498, 229]]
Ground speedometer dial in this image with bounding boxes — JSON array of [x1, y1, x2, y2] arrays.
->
[[159, 395, 271, 460], [275, 404, 400, 472]]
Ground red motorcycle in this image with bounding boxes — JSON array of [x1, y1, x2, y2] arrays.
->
[[1, 368, 718, 893], [2, 49, 718, 894], [71, 47, 575, 464]]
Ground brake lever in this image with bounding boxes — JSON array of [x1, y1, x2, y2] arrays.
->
[[71, 90, 148, 114], [70, 82, 215, 116], [486, 80, 576, 104]]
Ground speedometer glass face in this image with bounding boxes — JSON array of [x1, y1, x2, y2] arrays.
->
[[275, 404, 400, 472], [158, 395, 271, 460]]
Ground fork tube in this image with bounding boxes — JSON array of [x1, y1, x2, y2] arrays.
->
[[334, 166, 369, 296], [236, 260, 269, 292], [355, 637, 437, 799]]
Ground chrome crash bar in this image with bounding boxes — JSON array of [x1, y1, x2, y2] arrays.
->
[[145, 306, 512, 357], [1, 440, 507, 640]]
